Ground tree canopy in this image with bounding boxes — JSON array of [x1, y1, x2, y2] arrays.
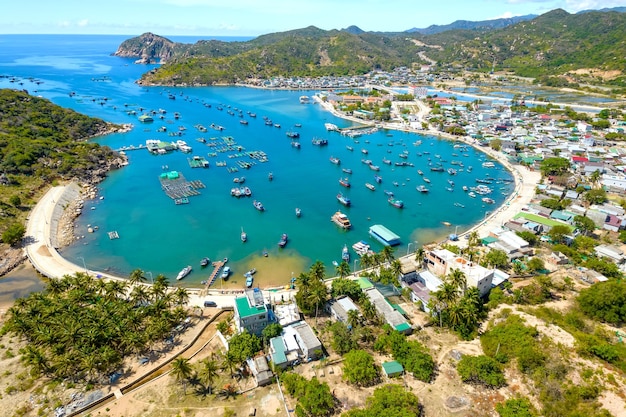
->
[[342, 384, 421, 417], [577, 280, 626, 325], [342, 349, 380, 387]]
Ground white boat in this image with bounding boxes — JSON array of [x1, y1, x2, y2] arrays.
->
[[325, 123, 338, 131], [482, 161, 495, 168], [342, 244, 350, 262], [331, 211, 352, 229], [241, 227, 247, 242], [245, 275, 254, 287], [177, 265, 192, 281], [299, 95, 310, 104], [221, 266, 231, 280], [295, 207, 302, 217]]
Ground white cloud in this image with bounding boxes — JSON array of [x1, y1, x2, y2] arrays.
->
[[564, 0, 626, 12], [78, 19, 89, 27]]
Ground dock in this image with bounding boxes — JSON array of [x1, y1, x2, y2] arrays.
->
[[369, 224, 401, 246], [108, 231, 119, 240], [205, 260, 226, 289]]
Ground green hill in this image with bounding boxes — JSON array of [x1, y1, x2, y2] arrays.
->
[[119, 9, 626, 87], [0, 89, 123, 238]]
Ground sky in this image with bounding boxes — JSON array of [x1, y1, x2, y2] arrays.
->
[[3, 0, 626, 37]]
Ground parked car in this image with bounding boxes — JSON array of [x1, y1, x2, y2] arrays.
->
[[204, 300, 217, 307]]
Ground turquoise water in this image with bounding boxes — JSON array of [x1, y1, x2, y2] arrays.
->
[[0, 35, 514, 284]]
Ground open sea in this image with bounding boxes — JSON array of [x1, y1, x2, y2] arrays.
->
[[0, 34, 514, 287]]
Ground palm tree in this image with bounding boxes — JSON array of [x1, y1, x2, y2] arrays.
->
[[128, 268, 147, 287], [390, 259, 402, 280], [347, 309, 362, 329], [447, 269, 467, 296], [221, 351, 238, 378], [309, 280, 328, 323], [360, 253, 375, 269], [590, 169, 601, 189], [380, 246, 395, 264], [152, 274, 169, 301], [309, 260, 326, 282], [336, 261, 351, 278], [198, 358, 219, 394], [130, 285, 150, 305], [171, 357, 193, 394], [414, 247, 425, 267], [172, 287, 189, 307]]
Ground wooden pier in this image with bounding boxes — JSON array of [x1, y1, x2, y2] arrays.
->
[[205, 260, 226, 289]]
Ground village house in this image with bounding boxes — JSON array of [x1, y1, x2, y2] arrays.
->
[[424, 249, 494, 297], [326, 296, 360, 326], [594, 244, 625, 264], [233, 288, 271, 336]]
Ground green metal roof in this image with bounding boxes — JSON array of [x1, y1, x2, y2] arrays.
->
[[391, 303, 407, 316], [235, 295, 267, 319], [394, 322, 412, 332], [356, 277, 374, 289], [382, 360, 404, 376], [481, 236, 498, 245], [369, 224, 400, 241]]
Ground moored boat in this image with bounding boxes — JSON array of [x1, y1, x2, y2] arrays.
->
[[241, 227, 247, 242], [374, 175, 382, 184], [330, 156, 341, 165], [177, 265, 192, 281], [365, 183, 376, 191], [482, 197, 495, 204], [337, 193, 351, 207], [416, 185, 429, 193], [295, 207, 302, 217], [312, 138, 328, 146], [253, 200, 265, 211], [278, 233, 288, 247], [331, 211, 352, 229], [388, 197, 404, 208], [245, 275, 254, 288], [342, 244, 350, 262], [339, 177, 351, 188], [342, 168, 352, 174], [200, 257, 210, 267]]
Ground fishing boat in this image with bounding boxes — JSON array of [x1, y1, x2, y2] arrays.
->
[[331, 211, 352, 229], [240, 119, 248, 125], [312, 138, 328, 146], [337, 193, 351, 207], [462, 185, 469, 192], [369, 165, 380, 171], [416, 185, 429, 193], [454, 202, 465, 208], [200, 257, 210, 267], [365, 183, 376, 191], [423, 178, 431, 183], [482, 197, 496, 204], [388, 197, 404, 208], [278, 233, 288, 248], [241, 228, 247, 242], [468, 192, 477, 198], [417, 169, 423, 175], [361, 149, 369, 154], [448, 168, 457, 175], [384, 190, 394, 197], [291, 141, 301, 149], [268, 172, 273, 181], [295, 207, 302, 217], [253, 200, 265, 211], [342, 168, 352, 174], [339, 178, 351, 188], [233, 176, 245, 183], [286, 131, 300, 139], [330, 156, 341, 165], [374, 175, 382, 184], [245, 275, 254, 288], [346, 145, 354, 151], [430, 166, 444, 172], [221, 266, 231, 280], [342, 244, 350, 262], [177, 265, 192, 281], [482, 161, 495, 168], [382, 158, 392, 165]]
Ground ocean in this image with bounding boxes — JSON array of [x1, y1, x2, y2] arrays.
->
[[0, 34, 513, 287]]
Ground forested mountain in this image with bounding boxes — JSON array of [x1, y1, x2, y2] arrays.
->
[[406, 14, 537, 35], [117, 9, 626, 87]]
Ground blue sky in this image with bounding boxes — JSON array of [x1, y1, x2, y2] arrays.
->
[[3, 0, 626, 36]]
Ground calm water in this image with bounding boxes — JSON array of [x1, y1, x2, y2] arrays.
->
[[0, 35, 513, 285]]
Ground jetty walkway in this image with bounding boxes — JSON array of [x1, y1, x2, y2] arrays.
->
[[204, 260, 226, 290]]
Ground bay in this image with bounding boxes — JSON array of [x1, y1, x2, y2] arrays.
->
[[0, 35, 513, 287]]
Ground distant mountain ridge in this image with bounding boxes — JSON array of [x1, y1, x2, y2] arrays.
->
[[115, 8, 626, 88], [406, 15, 537, 35]]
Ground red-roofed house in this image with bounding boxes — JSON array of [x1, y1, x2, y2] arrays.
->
[[571, 156, 589, 164], [604, 214, 623, 233]]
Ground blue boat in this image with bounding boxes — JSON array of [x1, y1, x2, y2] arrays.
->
[[337, 193, 351, 207], [341, 244, 350, 262]]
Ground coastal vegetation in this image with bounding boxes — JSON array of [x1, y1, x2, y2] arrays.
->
[[0, 89, 122, 243], [123, 10, 626, 90], [1, 271, 188, 383]]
